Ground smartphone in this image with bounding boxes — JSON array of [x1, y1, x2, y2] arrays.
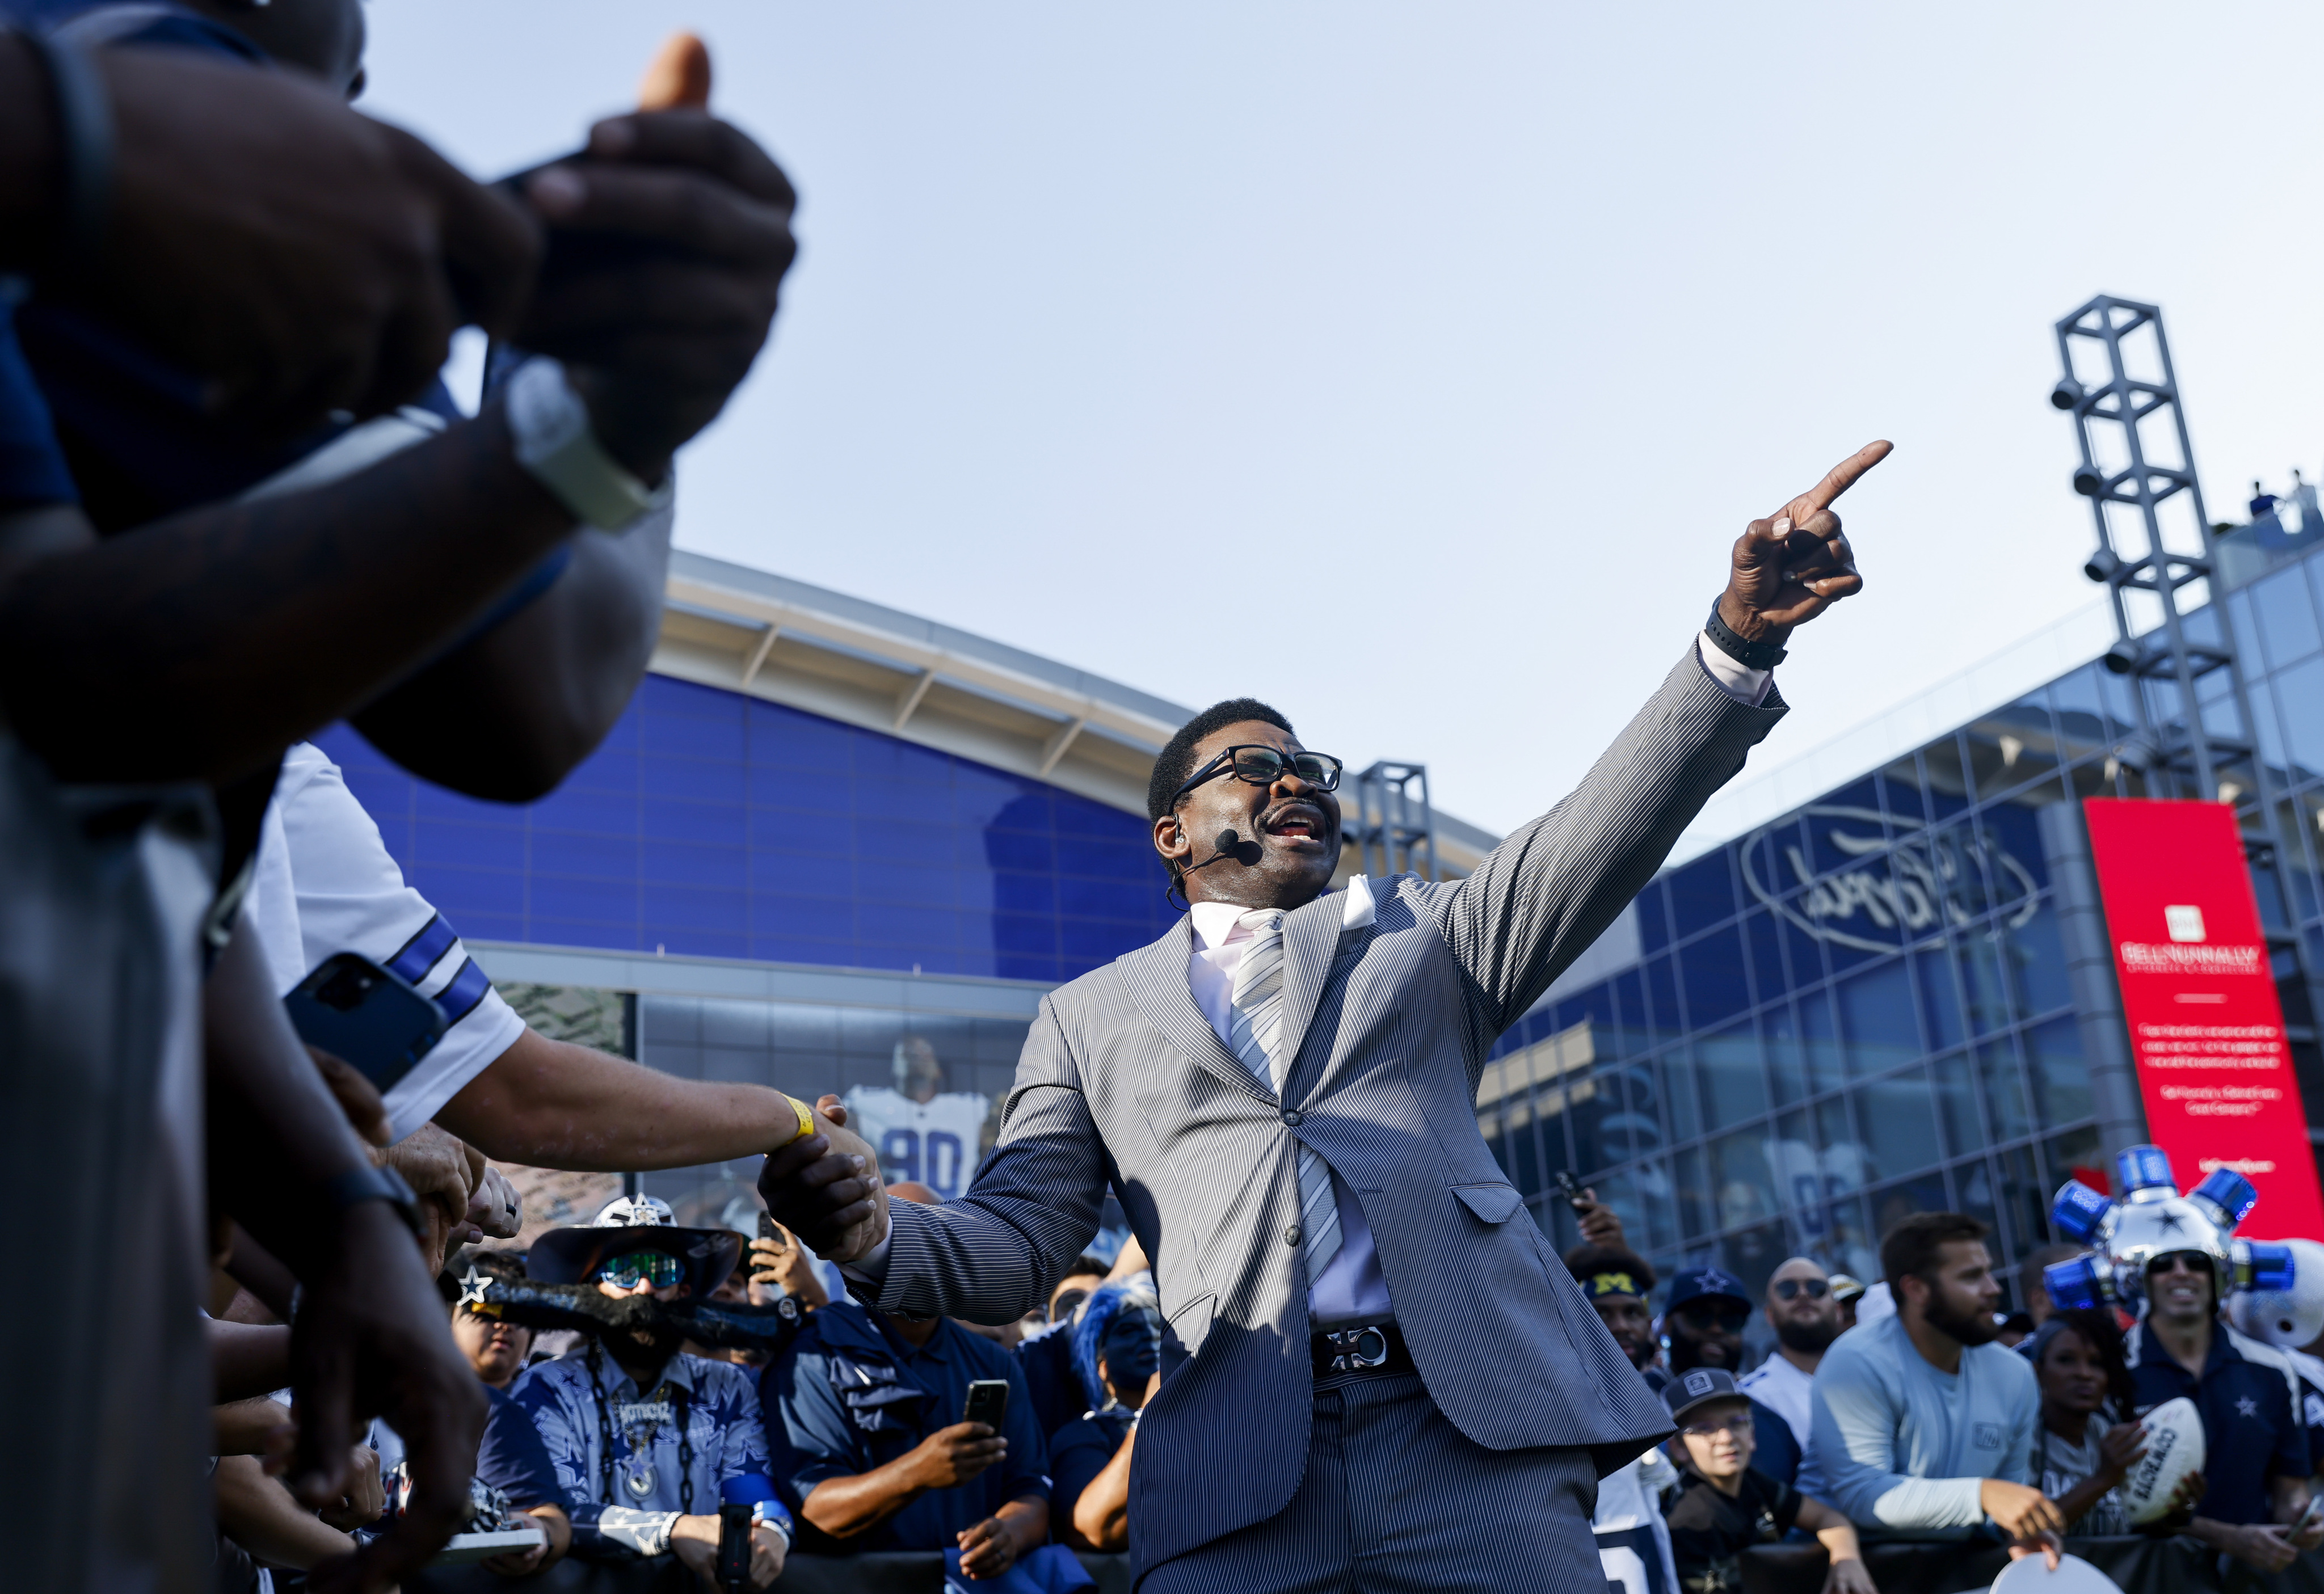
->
[[1553, 1171, 1590, 1213], [963, 1378, 1009, 1433], [282, 952, 447, 1093]]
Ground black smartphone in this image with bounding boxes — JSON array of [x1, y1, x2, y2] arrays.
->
[[1553, 1171, 1590, 1213], [282, 952, 447, 1094], [757, 1211, 782, 1246], [963, 1378, 1009, 1433]]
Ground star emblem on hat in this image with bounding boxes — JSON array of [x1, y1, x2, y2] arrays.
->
[[2237, 1395, 2260, 1419], [457, 1266, 491, 1310]]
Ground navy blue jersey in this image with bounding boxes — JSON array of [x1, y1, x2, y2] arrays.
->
[[2129, 1322, 2307, 1526], [1047, 1408, 1133, 1537], [478, 1384, 567, 1513], [1015, 1326, 1084, 1442]]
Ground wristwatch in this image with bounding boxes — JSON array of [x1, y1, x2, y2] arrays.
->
[[324, 1163, 426, 1241], [504, 356, 674, 530], [1704, 597, 1788, 671]]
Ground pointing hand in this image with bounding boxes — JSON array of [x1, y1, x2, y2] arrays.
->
[[1719, 440, 1890, 646]]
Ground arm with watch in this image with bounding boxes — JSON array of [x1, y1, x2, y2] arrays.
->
[[0, 35, 794, 801]]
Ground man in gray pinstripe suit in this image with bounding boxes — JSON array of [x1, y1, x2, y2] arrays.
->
[[763, 441, 1889, 1591]]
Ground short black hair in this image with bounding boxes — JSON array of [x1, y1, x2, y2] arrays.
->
[[1147, 698, 1296, 823], [1880, 1211, 1989, 1291], [1063, 1253, 1109, 1282], [1562, 1243, 1657, 1296]]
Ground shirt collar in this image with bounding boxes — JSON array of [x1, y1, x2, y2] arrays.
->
[[1188, 876, 1376, 952], [592, 1350, 699, 1399]]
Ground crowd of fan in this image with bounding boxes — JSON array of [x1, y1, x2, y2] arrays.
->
[[1565, 1203, 2324, 1593]]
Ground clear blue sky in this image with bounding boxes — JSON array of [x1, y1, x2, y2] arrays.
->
[[367, 2, 2324, 835]]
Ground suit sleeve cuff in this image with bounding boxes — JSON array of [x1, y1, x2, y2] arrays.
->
[[1696, 630, 1773, 706]]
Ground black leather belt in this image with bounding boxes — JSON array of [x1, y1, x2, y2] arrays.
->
[[1311, 1321, 1413, 1379]]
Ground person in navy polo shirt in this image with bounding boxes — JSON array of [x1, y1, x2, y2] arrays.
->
[[2128, 1248, 2324, 1574], [765, 1183, 1056, 1582]]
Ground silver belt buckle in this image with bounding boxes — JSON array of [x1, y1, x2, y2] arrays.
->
[[1323, 1324, 1390, 1373]]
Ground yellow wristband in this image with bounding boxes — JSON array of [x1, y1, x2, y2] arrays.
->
[[777, 1094, 815, 1150]]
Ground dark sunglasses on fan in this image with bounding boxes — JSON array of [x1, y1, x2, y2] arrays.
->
[[1168, 745, 1344, 809], [1773, 1278, 1830, 1302], [597, 1250, 685, 1289], [1677, 1304, 1750, 1334]]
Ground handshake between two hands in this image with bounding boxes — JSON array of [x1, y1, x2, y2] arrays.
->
[[763, 1095, 894, 1265]]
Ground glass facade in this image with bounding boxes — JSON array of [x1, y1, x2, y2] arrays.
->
[[317, 672, 1177, 984], [1489, 538, 2324, 1330]]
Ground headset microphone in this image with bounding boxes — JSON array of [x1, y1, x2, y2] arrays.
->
[[1182, 828, 1247, 875]]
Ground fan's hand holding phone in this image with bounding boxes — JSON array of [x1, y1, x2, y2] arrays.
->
[[281, 952, 447, 1095], [963, 1378, 1009, 1434]]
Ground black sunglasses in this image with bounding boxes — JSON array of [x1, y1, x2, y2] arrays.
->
[[1168, 744, 1344, 810], [1773, 1278, 1829, 1302], [1678, 1303, 1750, 1333]]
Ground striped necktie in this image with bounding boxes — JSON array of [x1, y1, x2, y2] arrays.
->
[[1226, 908, 1342, 1275]]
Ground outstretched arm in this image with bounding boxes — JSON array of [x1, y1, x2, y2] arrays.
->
[[439, 1027, 849, 1171], [761, 1000, 1106, 1321], [1421, 441, 1887, 1033]]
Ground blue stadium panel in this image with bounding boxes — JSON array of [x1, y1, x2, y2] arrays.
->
[[315, 674, 1176, 981]]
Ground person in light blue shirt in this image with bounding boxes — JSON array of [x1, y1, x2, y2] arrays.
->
[[1809, 1213, 2058, 1549]]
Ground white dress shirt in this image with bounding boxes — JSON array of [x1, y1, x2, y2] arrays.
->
[[1188, 888, 1390, 1327]]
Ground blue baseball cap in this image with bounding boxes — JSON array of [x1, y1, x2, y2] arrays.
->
[[1665, 1264, 1752, 1314]]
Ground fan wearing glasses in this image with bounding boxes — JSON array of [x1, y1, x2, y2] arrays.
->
[[1738, 1258, 1845, 1457], [1664, 1265, 1805, 1486], [1661, 1368, 1876, 1594], [509, 1196, 792, 1589]]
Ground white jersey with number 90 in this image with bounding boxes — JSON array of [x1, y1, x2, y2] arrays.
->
[[841, 1087, 993, 1200]]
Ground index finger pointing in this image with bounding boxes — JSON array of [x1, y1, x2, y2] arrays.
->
[[1792, 439, 1893, 516]]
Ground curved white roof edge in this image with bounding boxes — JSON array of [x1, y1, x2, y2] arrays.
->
[[650, 550, 1502, 874]]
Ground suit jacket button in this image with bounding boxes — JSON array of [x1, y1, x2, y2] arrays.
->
[[1283, 1223, 1303, 1246], [1282, 1110, 1304, 1127]]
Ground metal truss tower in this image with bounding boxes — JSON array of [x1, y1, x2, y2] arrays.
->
[[2049, 293, 2323, 1124], [1349, 761, 1439, 882], [2050, 294, 2251, 802]]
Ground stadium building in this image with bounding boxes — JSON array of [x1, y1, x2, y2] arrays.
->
[[329, 495, 2324, 1306]]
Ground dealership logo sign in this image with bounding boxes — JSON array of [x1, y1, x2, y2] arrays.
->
[[1740, 805, 2040, 952]]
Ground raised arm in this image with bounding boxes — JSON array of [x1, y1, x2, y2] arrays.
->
[[1418, 441, 1887, 1032]]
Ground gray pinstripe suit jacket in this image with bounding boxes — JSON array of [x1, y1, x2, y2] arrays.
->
[[865, 644, 1787, 1572]]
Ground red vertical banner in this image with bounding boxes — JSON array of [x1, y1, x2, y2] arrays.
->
[[2083, 798, 2324, 1239]]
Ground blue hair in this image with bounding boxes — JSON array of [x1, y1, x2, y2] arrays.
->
[[1070, 1279, 1161, 1414]]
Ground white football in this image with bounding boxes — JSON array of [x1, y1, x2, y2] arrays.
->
[[1989, 1551, 2123, 1593], [2118, 1397, 2205, 1526], [2226, 1237, 2324, 1348]]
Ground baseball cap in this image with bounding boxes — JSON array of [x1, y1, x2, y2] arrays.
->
[[1661, 1365, 1745, 1426], [1665, 1264, 1751, 1314], [1827, 1273, 1866, 1305]]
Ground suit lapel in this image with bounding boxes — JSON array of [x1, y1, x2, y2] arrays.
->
[[1118, 919, 1275, 1104], [1272, 892, 1345, 1098]]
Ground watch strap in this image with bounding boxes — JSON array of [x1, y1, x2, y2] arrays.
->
[[324, 1163, 426, 1240], [506, 357, 674, 530], [1704, 599, 1788, 671]]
